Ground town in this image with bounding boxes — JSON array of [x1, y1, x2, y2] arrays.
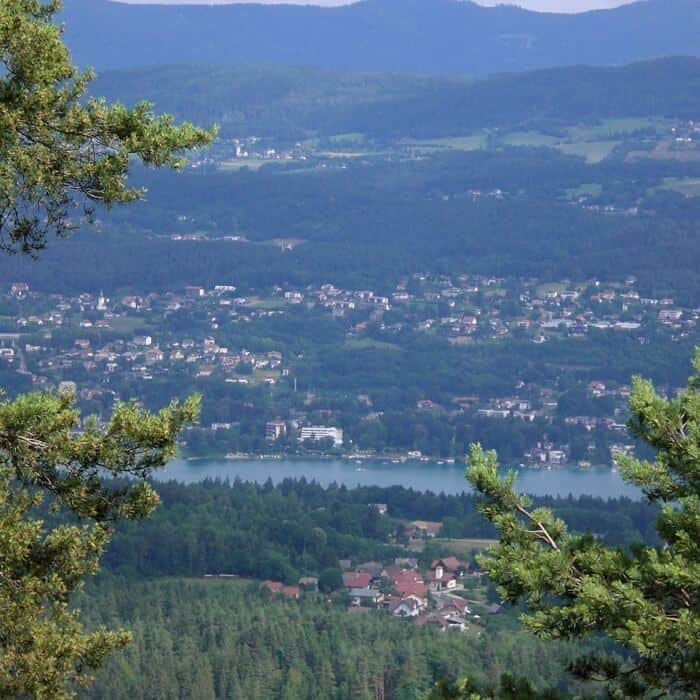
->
[[2, 270, 697, 466]]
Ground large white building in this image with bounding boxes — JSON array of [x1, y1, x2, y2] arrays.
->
[[299, 426, 344, 447]]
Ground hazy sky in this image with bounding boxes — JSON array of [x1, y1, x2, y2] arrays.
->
[[118, 0, 640, 12]]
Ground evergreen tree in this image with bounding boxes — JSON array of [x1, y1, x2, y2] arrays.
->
[[0, 393, 199, 697], [0, 1, 210, 696], [466, 351, 700, 697], [0, 0, 213, 255]]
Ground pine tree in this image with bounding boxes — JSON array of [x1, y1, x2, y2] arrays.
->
[[0, 2, 211, 695], [0, 0, 213, 255], [466, 351, 700, 697]]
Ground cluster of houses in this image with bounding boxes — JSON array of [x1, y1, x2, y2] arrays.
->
[[2, 274, 695, 464], [262, 555, 482, 632]]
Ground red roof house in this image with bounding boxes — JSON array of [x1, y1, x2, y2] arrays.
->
[[342, 571, 372, 589]]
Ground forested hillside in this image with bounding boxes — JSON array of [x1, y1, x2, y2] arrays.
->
[[61, 0, 700, 75], [92, 57, 700, 139], [66, 478, 657, 698], [97, 479, 660, 581], [5, 148, 700, 302], [77, 577, 575, 699]]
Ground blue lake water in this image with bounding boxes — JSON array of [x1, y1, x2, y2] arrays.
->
[[156, 458, 642, 499]]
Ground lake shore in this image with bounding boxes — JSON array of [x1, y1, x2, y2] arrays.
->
[[157, 457, 641, 500]]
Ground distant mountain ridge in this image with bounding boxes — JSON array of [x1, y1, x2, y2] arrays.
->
[[62, 0, 700, 75]]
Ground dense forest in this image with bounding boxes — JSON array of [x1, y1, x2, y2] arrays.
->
[[57, 478, 658, 698], [77, 577, 579, 700], [95, 478, 660, 583]]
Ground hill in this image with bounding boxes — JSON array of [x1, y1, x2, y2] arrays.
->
[[62, 0, 700, 75], [91, 57, 700, 138]]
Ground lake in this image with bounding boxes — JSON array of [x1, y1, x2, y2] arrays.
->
[[157, 458, 642, 499]]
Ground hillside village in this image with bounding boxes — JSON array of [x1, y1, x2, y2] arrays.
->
[[261, 552, 489, 634]]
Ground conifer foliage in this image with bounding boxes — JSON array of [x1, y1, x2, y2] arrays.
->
[[0, 393, 200, 698], [0, 1, 209, 696], [467, 352, 700, 698], [0, 0, 213, 255]]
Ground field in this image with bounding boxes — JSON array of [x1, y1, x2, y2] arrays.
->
[[659, 176, 700, 197], [399, 133, 488, 152], [557, 140, 619, 163], [103, 316, 148, 334], [409, 538, 498, 554], [218, 158, 269, 171], [248, 296, 288, 310], [345, 337, 401, 351], [396, 118, 671, 163], [501, 131, 560, 147]]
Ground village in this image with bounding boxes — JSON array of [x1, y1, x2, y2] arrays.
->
[[253, 515, 495, 633], [1, 270, 697, 466]]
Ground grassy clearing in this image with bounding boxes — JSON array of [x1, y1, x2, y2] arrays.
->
[[659, 177, 700, 197], [316, 150, 379, 158], [569, 117, 668, 141], [558, 140, 618, 163], [345, 337, 401, 351], [248, 297, 288, 310], [329, 132, 368, 146], [249, 368, 282, 386], [501, 131, 560, 147], [400, 133, 488, 152], [219, 158, 268, 171], [106, 316, 147, 334], [432, 538, 499, 554]]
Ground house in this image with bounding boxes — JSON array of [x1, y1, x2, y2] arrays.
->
[[389, 596, 424, 618], [430, 567, 457, 591], [349, 588, 383, 607], [263, 580, 283, 594], [368, 503, 388, 515], [430, 558, 469, 591], [121, 296, 144, 309], [342, 572, 372, 589], [356, 562, 384, 580], [406, 520, 442, 540], [437, 596, 470, 616], [416, 611, 466, 632], [263, 581, 300, 598], [299, 426, 343, 447], [415, 614, 448, 631], [10, 282, 29, 298], [265, 420, 287, 441], [386, 569, 428, 598], [298, 577, 319, 592]]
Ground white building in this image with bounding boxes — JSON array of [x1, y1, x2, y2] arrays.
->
[[299, 426, 344, 447]]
